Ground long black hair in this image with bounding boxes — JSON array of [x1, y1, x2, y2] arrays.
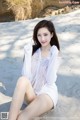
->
[[32, 20, 60, 55]]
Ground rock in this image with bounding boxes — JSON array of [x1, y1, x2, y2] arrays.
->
[[0, 0, 8, 15], [0, 0, 67, 22], [64, 6, 70, 13], [0, 0, 80, 22], [0, 0, 15, 22]]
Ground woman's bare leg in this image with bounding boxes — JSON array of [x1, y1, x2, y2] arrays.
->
[[17, 94, 54, 120], [8, 76, 36, 120]]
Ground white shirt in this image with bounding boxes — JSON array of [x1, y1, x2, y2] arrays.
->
[[22, 43, 61, 107]]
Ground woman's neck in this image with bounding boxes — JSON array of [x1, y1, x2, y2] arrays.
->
[[41, 44, 51, 52], [41, 44, 51, 58]]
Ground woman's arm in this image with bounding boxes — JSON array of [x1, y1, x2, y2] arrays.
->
[[46, 46, 61, 85], [22, 43, 32, 80]]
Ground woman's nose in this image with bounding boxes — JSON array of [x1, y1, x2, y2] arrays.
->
[[41, 36, 45, 41]]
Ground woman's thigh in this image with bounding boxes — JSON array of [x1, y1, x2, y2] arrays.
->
[[18, 94, 54, 120], [23, 80, 37, 104], [17, 76, 37, 104]]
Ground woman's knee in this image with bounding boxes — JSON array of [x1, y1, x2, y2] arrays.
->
[[16, 76, 30, 88]]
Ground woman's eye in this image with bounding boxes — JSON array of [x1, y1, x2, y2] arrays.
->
[[44, 34, 48, 36], [37, 33, 48, 37]]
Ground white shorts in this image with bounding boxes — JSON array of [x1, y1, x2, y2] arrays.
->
[[24, 83, 58, 108], [35, 83, 58, 108]]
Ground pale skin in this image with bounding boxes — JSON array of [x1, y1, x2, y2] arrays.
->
[[8, 27, 55, 120]]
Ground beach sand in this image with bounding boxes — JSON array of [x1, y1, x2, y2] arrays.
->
[[0, 10, 80, 119]]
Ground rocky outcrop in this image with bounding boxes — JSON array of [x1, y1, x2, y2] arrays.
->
[[31, 0, 64, 18], [0, 0, 71, 22], [0, 0, 15, 22]]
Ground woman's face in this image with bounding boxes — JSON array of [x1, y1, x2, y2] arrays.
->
[[37, 27, 53, 47]]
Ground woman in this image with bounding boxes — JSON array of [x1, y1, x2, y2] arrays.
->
[[8, 20, 61, 120]]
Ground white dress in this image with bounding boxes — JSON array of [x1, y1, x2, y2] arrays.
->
[[22, 43, 61, 107]]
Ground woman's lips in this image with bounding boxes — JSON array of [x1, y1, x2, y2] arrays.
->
[[41, 41, 47, 44]]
